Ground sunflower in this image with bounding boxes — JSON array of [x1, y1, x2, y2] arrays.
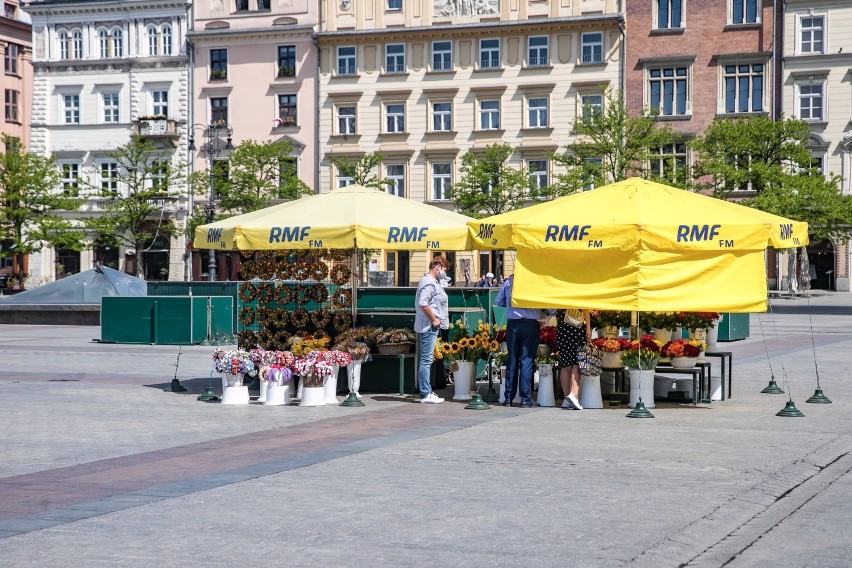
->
[[441, 342, 452, 353], [490, 340, 500, 351], [450, 342, 460, 354], [458, 337, 469, 348]]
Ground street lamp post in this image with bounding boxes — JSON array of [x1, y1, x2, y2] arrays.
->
[[188, 121, 234, 282]]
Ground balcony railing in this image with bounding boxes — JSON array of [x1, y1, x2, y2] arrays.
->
[[132, 118, 180, 146]]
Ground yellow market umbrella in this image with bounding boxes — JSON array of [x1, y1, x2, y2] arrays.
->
[[468, 178, 808, 312], [469, 177, 808, 252], [195, 184, 475, 251]]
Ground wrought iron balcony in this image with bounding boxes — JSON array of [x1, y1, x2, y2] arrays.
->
[[132, 117, 180, 146]]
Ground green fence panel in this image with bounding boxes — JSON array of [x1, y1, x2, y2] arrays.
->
[[718, 312, 749, 341], [101, 296, 232, 344], [147, 282, 240, 329]]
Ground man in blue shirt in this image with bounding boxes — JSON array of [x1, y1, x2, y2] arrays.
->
[[495, 274, 544, 407]]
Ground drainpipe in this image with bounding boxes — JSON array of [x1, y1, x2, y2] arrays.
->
[[185, 5, 195, 282]]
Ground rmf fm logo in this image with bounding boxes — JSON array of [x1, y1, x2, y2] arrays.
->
[[207, 228, 223, 243], [476, 224, 495, 239]]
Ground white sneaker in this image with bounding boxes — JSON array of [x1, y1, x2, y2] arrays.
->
[[561, 398, 573, 409], [567, 393, 583, 410], [420, 392, 444, 404]]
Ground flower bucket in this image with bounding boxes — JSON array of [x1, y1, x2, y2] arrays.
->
[[706, 324, 719, 352], [257, 379, 268, 403], [600, 326, 620, 339], [324, 365, 340, 404], [579, 374, 603, 409], [537, 364, 555, 407], [671, 356, 697, 369], [601, 351, 623, 369], [223, 373, 243, 387], [452, 361, 475, 401], [653, 328, 672, 343], [264, 383, 290, 406], [300, 385, 326, 407], [689, 328, 708, 341], [628, 369, 655, 409], [347, 361, 362, 398]]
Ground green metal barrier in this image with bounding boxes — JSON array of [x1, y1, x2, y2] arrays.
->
[[718, 312, 749, 341], [101, 296, 233, 344]]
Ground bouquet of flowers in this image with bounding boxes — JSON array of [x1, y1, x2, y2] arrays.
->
[[535, 351, 556, 366], [335, 326, 382, 349], [265, 364, 293, 385], [642, 312, 679, 331], [212, 349, 254, 375], [374, 327, 416, 345], [333, 338, 371, 362], [539, 325, 557, 351], [661, 339, 704, 359], [326, 350, 353, 368], [676, 312, 721, 330], [294, 350, 335, 386], [592, 337, 631, 353], [590, 310, 631, 329], [248, 348, 266, 376], [620, 334, 663, 370], [290, 334, 330, 356], [441, 320, 500, 363]]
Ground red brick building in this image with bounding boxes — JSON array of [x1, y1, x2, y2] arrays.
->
[[625, 0, 777, 181]]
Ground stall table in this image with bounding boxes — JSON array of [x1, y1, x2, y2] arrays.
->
[[704, 351, 732, 399]]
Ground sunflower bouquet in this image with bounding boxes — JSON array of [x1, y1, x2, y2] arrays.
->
[[441, 319, 500, 363]]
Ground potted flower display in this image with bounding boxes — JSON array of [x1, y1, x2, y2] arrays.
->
[[374, 328, 416, 355], [324, 350, 352, 403], [334, 335, 372, 398], [661, 339, 705, 369], [212, 349, 255, 405], [620, 334, 663, 409], [294, 350, 335, 406], [264, 351, 295, 406], [644, 312, 679, 343], [534, 350, 557, 406], [590, 310, 631, 338], [592, 337, 631, 369], [440, 320, 501, 401]]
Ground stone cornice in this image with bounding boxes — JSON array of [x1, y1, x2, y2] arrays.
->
[[24, 0, 190, 17], [187, 23, 315, 42], [33, 56, 188, 73]]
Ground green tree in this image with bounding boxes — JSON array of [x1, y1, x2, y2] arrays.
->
[[450, 143, 532, 218], [329, 152, 390, 190], [0, 134, 85, 278], [88, 136, 188, 278], [690, 115, 813, 197], [213, 138, 312, 214], [549, 89, 676, 195]]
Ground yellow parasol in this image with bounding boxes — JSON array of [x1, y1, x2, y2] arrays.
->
[[194, 184, 475, 251]]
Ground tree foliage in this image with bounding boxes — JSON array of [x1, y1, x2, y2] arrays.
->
[[329, 152, 390, 190], [549, 89, 676, 194], [450, 143, 532, 218], [213, 138, 311, 214], [87, 136, 187, 277], [0, 134, 85, 267]]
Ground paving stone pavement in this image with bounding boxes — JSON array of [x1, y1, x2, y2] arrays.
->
[[0, 291, 851, 567]]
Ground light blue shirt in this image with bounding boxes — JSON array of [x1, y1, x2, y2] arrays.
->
[[495, 276, 546, 321], [414, 273, 449, 332]]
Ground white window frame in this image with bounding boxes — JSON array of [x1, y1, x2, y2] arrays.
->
[[62, 93, 80, 124], [150, 89, 169, 117], [479, 98, 500, 130], [60, 162, 80, 192], [162, 25, 172, 55], [646, 64, 691, 117], [720, 62, 765, 114], [113, 28, 124, 58], [431, 101, 452, 132], [580, 32, 603, 64], [4, 88, 19, 122], [336, 104, 357, 135], [387, 0, 402, 10], [728, 0, 760, 25], [385, 164, 406, 197], [654, 0, 684, 30], [72, 30, 83, 59], [102, 92, 120, 123], [796, 81, 825, 122], [337, 167, 354, 188], [147, 26, 159, 56], [798, 14, 826, 55], [337, 46, 357, 76], [579, 92, 604, 120], [527, 96, 548, 128], [432, 41, 453, 72], [385, 102, 405, 134], [100, 161, 120, 194], [385, 43, 406, 74], [479, 38, 500, 70], [528, 159, 549, 193], [431, 162, 452, 201], [649, 143, 689, 184], [527, 36, 549, 67]]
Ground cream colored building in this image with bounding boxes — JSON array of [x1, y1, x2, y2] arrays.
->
[[316, 0, 623, 286], [782, 0, 852, 292]]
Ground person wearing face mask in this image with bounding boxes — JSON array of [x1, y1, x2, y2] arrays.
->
[[413, 256, 450, 403]]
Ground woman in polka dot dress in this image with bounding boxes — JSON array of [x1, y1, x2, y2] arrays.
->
[[556, 308, 591, 410]]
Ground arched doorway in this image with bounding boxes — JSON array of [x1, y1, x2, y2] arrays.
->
[[143, 234, 171, 281], [807, 239, 835, 290]]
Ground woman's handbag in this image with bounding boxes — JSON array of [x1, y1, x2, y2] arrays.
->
[[577, 340, 602, 376]]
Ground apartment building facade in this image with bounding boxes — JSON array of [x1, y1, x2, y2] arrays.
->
[[24, 0, 192, 285], [317, 0, 623, 285]]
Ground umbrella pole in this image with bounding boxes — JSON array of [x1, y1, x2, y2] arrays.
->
[[350, 243, 358, 328]]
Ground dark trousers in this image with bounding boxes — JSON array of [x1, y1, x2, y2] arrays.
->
[[504, 319, 540, 403]]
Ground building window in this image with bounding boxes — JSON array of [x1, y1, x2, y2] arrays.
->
[[211, 97, 228, 124], [4, 43, 19, 75], [61, 163, 79, 193], [73, 30, 83, 59], [527, 97, 548, 128], [210, 49, 228, 79], [113, 29, 124, 57], [279, 157, 297, 188], [527, 36, 548, 67], [385, 43, 405, 73], [387, 0, 402, 10], [150, 160, 169, 192], [431, 162, 452, 200], [648, 65, 689, 116], [100, 162, 119, 194], [147, 25, 171, 56], [59, 31, 69, 60], [581, 32, 603, 64], [147, 26, 159, 55], [385, 103, 405, 133], [102, 92, 120, 123], [63, 94, 80, 124], [723, 63, 763, 113], [258, 0, 270, 9], [583, 158, 602, 190], [4, 2, 15, 18], [432, 101, 452, 131], [479, 38, 500, 69], [337, 105, 356, 135], [98, 29, 123, 59], [650, 143, 688, 184], [337, 46, 356, 75], [385, 164, 405, 197], [162, 26, 172, 55], [152, 90, 169, 117], [528, 160, 548, 192], [656, 0, 683, 29], [432, 41, 452, 71], [277, 45, 296, 76], [278, 94, 297, 126], [235, 0, 249, 10], [730, 0, 758, 25], [798, 83, 824, 121], [799, 16, 825, 55], [580, 93, 603, 120], [59, 30, 83, 60], [337, 168, 354, 188], [479, 99, 500, 130], [4, 89, 19, 122]]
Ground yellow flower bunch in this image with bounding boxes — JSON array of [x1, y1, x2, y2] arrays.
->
[[291, 336, 330, 356], [442, 320, 501, 363], [685, 339, 706, 351]]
